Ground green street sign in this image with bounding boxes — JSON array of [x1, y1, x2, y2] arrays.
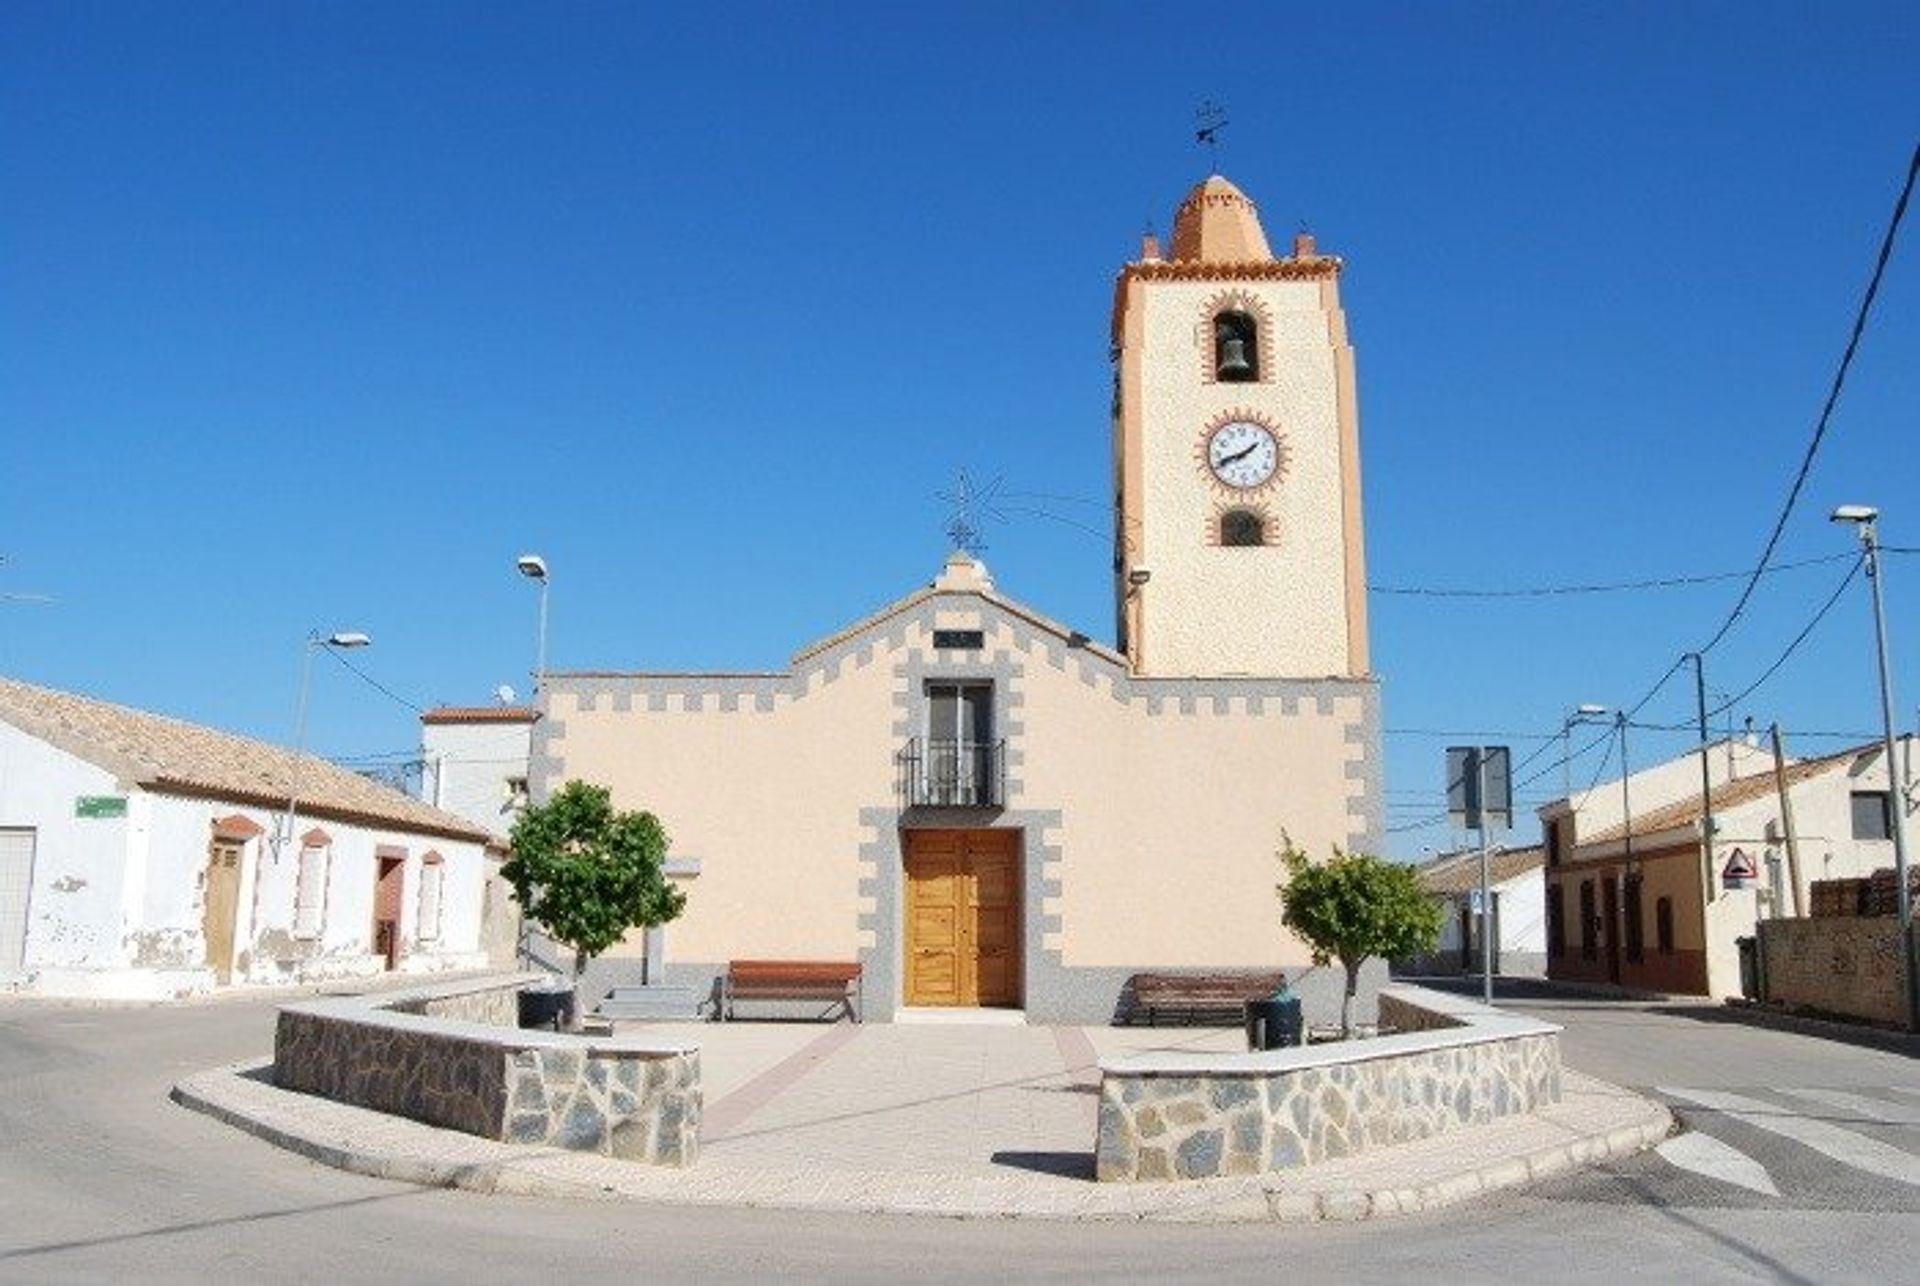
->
[[75, 795, 128, 819]]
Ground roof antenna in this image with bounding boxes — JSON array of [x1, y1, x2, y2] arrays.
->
[[1194, 99, 1228, 168]]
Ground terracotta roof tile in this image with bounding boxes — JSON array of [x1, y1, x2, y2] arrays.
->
[[0, 676, 493, 844], [1419, 846, 1545, 896], [1579, 746, 1866, 846], [420, 706, 538, 725]]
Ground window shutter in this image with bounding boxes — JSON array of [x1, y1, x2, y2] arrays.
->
[[294, 844, 329, 937], [417, 857, 443, 941]]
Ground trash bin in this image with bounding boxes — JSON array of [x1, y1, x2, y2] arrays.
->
[[1245, 990, 1303, 1051], [1735, 936, 1759, 1000], [518, 981, 577, 1031]]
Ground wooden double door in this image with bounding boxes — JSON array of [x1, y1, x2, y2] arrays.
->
[[904, 829, 1021, 1008]]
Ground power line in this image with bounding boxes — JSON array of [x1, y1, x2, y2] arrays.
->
[[1637, 555, 1865, 732], [320, 645, 424, 714], [1688, 140, 1918, 659], [1369, 551, 1854, 599]]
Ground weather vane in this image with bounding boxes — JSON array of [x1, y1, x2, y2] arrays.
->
[[936, 469, 1006, 556], [1194, 99, 1228, 163]]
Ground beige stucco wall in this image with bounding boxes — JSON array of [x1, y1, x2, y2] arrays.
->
[[1125, 278, 1352, 678], [536, 576, 1378, 1014], [542, 651, 897, 965]]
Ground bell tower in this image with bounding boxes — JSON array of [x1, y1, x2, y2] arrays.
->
[[1110, 175, 1370, 678]]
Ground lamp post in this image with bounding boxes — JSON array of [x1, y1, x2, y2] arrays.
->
[[517, 553, 550, 693], [1831, 504, 1917, 1030], [277, 630, 371, 858]]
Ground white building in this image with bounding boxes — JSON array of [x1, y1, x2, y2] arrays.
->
[[1404, 845, 1546, 978], [419, 705, 537, 833], [1544, 736, 1914, 997], [0, 676, 494, 999], [419, 704, 538, 968]]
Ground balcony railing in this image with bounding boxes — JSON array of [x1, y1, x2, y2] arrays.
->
[[896, 737, 1005, 809]]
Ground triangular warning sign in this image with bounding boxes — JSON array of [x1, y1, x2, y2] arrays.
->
[[1721, 847, 1758, 880]]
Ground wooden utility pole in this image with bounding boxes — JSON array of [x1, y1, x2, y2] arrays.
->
[[1770, 723, 1804, 917]]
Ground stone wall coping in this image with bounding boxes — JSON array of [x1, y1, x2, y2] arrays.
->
[[1097, 985, 1561, 1078], [278, 972, 701, 1059]]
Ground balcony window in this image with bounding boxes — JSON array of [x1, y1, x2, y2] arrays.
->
[[897, 681, 1004, 808]]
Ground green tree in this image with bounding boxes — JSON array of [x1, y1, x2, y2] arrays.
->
[[502, 780, 686, 981], [1278, 840, 1441, 1038]]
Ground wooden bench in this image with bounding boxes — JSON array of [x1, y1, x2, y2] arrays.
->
[[1127, 971, 1288, 1026], [722, 960, 863, 1023]]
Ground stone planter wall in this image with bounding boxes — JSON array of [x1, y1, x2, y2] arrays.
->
[[1095, 985, 1561, 1182], [385, 978, 521, 1026], [273, 974, 700, 1166]]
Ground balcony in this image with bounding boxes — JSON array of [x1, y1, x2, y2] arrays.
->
[[896, 737, 1005, 809]]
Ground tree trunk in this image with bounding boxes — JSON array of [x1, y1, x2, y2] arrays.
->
[[1340, 956, 1359, 1039]]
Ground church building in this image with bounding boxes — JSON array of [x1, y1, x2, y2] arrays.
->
[[533, 174, 1381, 1023]]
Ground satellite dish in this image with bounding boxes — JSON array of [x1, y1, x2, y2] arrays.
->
[[495, 684, 516, 706]]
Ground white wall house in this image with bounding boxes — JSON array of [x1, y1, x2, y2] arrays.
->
[[418, 705, 537, 969], [419, 706, 537, 833], [0, 676, 495, 999], [1402, 845, 1547, 978]]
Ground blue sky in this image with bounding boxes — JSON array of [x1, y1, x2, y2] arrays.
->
[[3, 2, 1916, 858]]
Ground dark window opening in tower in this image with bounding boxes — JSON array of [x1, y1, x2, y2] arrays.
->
[[1221, 509, 1264, 547], [1214, 311, 1258, 382]]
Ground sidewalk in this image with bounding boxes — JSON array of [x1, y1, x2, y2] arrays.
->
[[174, 1020, 1670, 1223]]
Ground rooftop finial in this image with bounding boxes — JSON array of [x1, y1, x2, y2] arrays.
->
[[1194, 99, 1228, 166], [937, 468, 1005, 557]]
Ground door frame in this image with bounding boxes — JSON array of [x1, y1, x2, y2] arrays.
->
[[373, 850, 406, 971], [901, 827, 1023, 1009]]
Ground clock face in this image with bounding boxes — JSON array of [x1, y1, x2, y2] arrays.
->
[[1205, 419, 1281, 490]]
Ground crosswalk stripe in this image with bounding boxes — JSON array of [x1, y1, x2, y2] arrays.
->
[[1655, 1132, 1780, 1195], [1778, 1087, 1920, 1128], [1889, 1086, 1920, 1102], [1660, 1087, 1920, 1188]]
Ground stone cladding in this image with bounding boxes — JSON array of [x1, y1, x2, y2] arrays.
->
[[1095, 986, 1561, 1182], [273, 975, 699, 1166]]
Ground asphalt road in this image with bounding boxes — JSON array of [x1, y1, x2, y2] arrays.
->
[[0, 987, 1914, 1284]]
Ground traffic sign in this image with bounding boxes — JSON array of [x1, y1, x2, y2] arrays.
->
[[1722, 847, 1758, 888]]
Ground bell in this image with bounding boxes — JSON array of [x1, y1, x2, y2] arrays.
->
[[1217, 335, 1253, 379]]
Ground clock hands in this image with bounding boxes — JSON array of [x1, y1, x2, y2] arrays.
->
[[1215, 441, 1262, 468]]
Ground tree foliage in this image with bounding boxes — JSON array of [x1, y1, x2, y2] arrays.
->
[[502, 780, 685, 978], [1279, 839, 1441, 1036]]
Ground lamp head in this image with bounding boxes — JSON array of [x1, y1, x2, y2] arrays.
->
[[1830, 504, 1878, 525], [324, 631, 371, 649], [516, 553, 549, 582], [1574, 703, 1609, 717]]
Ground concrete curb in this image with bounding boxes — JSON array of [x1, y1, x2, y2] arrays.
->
[[173, 1060, 1673, 1224]]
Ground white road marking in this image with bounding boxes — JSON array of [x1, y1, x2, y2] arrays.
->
[[1655, 1132, 1780, 1195], [1778, 1087, 1920, 1128], [1660, 1086, 1920, 1188]]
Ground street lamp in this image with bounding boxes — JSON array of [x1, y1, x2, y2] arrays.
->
[[277, 630, 371, 858], [517, 553, 550, 692], [1831, 503, 1916, 1030]]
